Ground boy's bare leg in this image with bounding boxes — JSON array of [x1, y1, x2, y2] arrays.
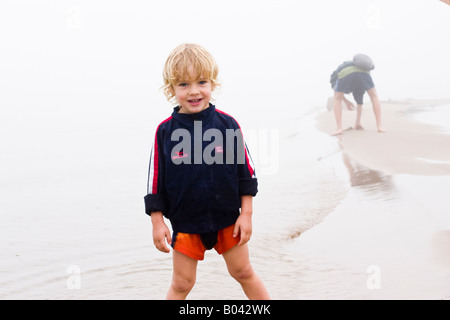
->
[[222, 244, 270, 300], [366, 87, 385, 133], [355, 104, 364, 130], [332, 91, 345, 135], [166, 250, 198, 300]]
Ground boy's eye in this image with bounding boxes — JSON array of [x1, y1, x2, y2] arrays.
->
[[199, 80, 207, 85], [178, 83, 188, 87]]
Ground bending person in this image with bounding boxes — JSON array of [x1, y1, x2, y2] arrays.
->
[[331, 56, 385, 135]]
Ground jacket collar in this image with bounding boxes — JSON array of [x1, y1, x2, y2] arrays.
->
[[172, 103, 216, 126]]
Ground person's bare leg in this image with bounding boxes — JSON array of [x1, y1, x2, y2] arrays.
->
[[222, 244, 270, 300], [355, 104, 364, 130], [332, 91, 345, 135], [366, 87, 385, 132], [166, 250, 198, 300]]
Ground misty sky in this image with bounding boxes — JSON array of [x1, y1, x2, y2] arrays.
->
[[0, 0, 449, 128]]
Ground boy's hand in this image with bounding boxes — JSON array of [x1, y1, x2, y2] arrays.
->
[[234, 195, 253, 246], [151, 212, 172, 253], [233, 212, 252, 246]]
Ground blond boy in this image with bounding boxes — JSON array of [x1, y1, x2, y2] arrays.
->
[[144, 43, 270, 300]]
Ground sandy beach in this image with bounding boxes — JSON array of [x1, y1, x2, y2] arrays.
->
[[288, 99, 450, 299]]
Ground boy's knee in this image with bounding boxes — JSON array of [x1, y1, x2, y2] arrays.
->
[[171, 275, 195, 294], [229, 265, 254, 283]]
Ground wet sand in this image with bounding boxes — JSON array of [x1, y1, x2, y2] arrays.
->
[[318, 99, 450, 175]]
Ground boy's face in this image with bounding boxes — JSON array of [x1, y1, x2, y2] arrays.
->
[[173, 78, 213, 114]]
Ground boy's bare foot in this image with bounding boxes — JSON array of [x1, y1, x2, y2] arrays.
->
[[355, 124, 364, 130], [331, 130, 343, 136], [332, 127, 353, 136], [377, 127, 386, 133]]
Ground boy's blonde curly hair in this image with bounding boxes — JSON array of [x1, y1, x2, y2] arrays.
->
[[162, 43, 219, 103]]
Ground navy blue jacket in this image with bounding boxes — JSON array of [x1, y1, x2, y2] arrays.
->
[[144, 104, 258, 234]]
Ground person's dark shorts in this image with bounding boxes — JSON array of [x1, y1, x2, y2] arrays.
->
[[334, 72, 375, 105]]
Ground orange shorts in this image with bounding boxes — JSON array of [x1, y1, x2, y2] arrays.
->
[[171, 224, 240, 260]]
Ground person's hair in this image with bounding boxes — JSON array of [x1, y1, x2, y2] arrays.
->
[[161, 43, 219, 103]]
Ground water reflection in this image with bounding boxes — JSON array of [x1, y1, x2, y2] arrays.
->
[[341, 152, 397, 197]]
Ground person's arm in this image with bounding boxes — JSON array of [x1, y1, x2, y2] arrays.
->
[[342, 95, 355, 110], [144, 128, 171, 253], [234, 125, 258, 246]]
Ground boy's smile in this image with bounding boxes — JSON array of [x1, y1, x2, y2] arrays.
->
[[187, 98, 203, 106], [174, 79, 212, 114]]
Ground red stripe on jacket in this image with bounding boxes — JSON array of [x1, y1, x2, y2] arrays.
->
[[215, 109, 255, 178], [151, 116, 172, 194]]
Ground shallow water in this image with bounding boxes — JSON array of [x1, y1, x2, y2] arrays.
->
[[0, 107, 347, 299], [405, 104, 450, 135], [287, 152, 450, 299]]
